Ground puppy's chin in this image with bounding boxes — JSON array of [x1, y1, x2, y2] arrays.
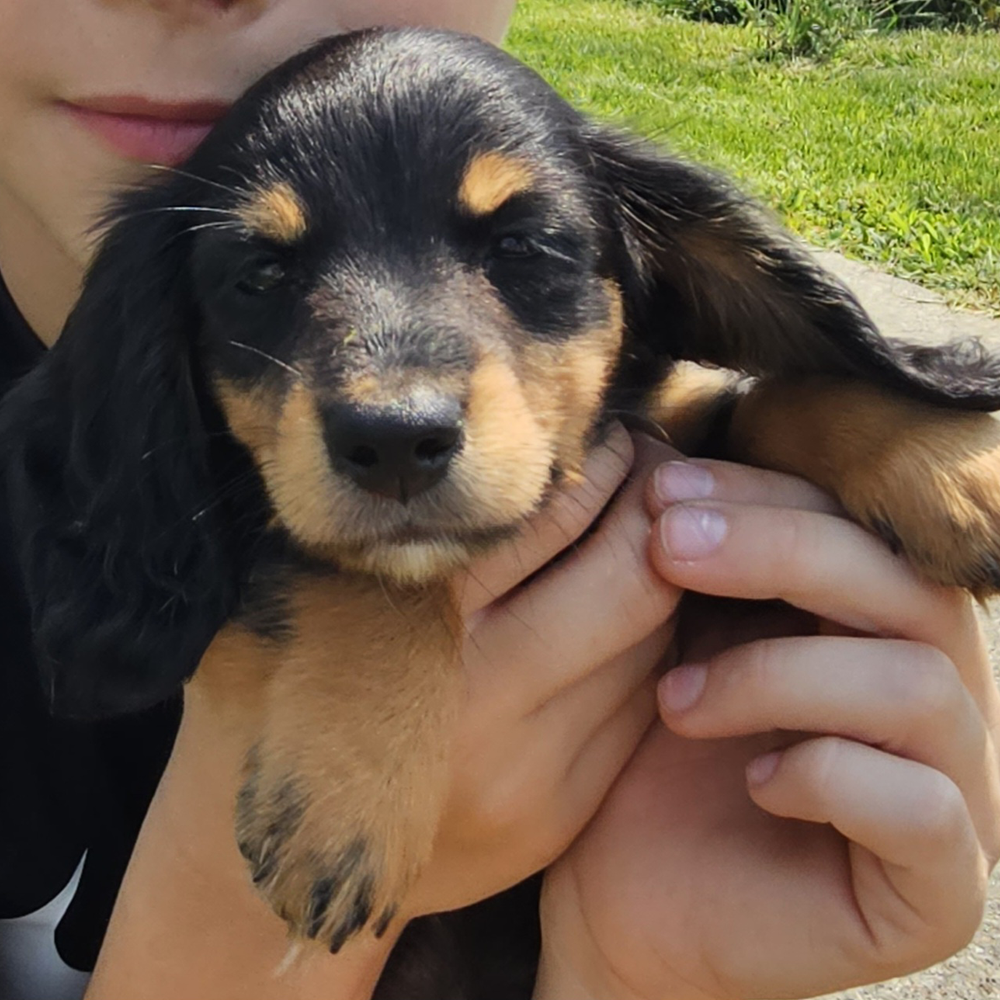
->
[[334, 538, 474, 584]]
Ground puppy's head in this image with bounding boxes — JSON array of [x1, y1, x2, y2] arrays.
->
[[9, 27, 1000, 717], [185, 30, 631, 583]]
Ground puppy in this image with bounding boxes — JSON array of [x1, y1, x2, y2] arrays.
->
[[5, 25, 1000, 974]]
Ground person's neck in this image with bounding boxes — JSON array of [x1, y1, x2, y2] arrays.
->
[[0, 185, 83, 347]]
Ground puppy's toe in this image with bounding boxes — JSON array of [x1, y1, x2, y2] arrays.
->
[[844, 411, 1000, 596], [235, 748, 426, 951]]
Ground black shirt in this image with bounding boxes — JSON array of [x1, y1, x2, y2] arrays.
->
[[0, 271, 180, 971]]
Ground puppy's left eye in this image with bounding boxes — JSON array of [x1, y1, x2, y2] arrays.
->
[[491, 234, 542, 259], [235, 259, 286, 295]]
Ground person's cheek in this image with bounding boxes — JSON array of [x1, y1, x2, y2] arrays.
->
[[338, 0, 517, 42]]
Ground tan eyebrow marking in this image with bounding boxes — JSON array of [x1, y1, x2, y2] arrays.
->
[[458, 152, 535, 217], [237, 182, 308, 243]]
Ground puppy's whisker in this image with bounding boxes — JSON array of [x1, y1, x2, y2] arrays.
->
[[375, 572, 406, 619], [605, 409, 673, 446], [185, 481, 259, 526], [462, 566, 501, 606], [147, 163, 248, 198], [143, 468, 266, 543], [228, 341, 305, 380], [180, 220, 244, 236], [140, 429, 234, 462], [274, 942, 305, 979], [123, 205, 241, 221], [157, 220, 243, 251]]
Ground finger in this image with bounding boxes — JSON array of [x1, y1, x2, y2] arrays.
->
[[650, 500, 980, 671], [471, 434, 681, 709], [454, 423, 642, 617], [648, 458, 842, 518], [748, 737, 988, 964], [536, 618, 673, 741], [660, 636, 1000, 858]]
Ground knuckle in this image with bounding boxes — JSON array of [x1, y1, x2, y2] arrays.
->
[[542, 464, 628, 545], [793, 737, 846, 813], [770, 508, 820, 586], [887, 642, 962, 729], [914, 771, 970, 847], [738, 639, 784, 697]]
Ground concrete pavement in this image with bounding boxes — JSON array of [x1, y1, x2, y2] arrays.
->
[[813, 250, 1000, 349], [805, 251, 1000, 1000]]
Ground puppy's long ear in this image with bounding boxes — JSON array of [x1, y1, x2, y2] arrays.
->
[[2, 185, 247, 719], [590, 129, 1000, 410]]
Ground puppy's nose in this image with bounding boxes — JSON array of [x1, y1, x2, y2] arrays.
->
[[324, 397, 464, 503]]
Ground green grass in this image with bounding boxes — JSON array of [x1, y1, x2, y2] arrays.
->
[[506, 0, 1000, 314]]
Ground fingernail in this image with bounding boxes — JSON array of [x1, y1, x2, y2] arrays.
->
[[660, 506, 727, 560], [746, 752, 781, 787], [659, 664, 707, 713], [654, 462, 714, 505]]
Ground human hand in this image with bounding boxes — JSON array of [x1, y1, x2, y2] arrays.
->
[[535, 456, 1000, 1000], [88, 425, 683, 1000], [130, 426, 682, 964], [404, 426, 681, 917]]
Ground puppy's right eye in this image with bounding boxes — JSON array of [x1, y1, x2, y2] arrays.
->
[[492, 234, 542, 260], [235, 260, 286, 295]]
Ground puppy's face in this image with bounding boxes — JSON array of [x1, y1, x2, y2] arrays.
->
[[19, 26, 999, 718], [180, 31, 626, 582]]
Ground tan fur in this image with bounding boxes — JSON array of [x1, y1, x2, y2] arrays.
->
[[342, 374, 385, 408], [208, 278, 1000, 953], [728, 376, 1000, 594], [237, 182, 308, 243], [196, 576, 460, 944], [216, 379, 351, 556], [268, 384, 341, 544], [237, 282, 626, 586], [193, 622, 276, 725], [215, 378, 283, 463], [519, 282, 625, 481], [261, 375, 535, 582], [457, 152, 534, 216], [647, 361, 743, 455], [455, 353, 551, 517], [216, 379, 359, 554], [248, 574, 459, 942], [335, 538, 471, 581]]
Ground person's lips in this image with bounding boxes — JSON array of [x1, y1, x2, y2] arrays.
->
[[62, 96, 231, 166]]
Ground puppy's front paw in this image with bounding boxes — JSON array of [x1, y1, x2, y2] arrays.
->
[[235, 744, 433, 951], [841, 410, 1000, 596]]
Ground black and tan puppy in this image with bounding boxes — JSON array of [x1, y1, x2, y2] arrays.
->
[[4, 26, 1000, 966]]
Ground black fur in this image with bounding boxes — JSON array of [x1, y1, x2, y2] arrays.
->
[[5, 26, 999, 719], [3, 25, 999, 995], [1, 196, 268, 718]]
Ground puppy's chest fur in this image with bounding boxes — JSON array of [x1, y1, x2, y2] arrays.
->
[[5, 24, 1000, 995]]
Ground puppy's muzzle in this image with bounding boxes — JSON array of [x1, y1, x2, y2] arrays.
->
[[324, 396, 465, 503]]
